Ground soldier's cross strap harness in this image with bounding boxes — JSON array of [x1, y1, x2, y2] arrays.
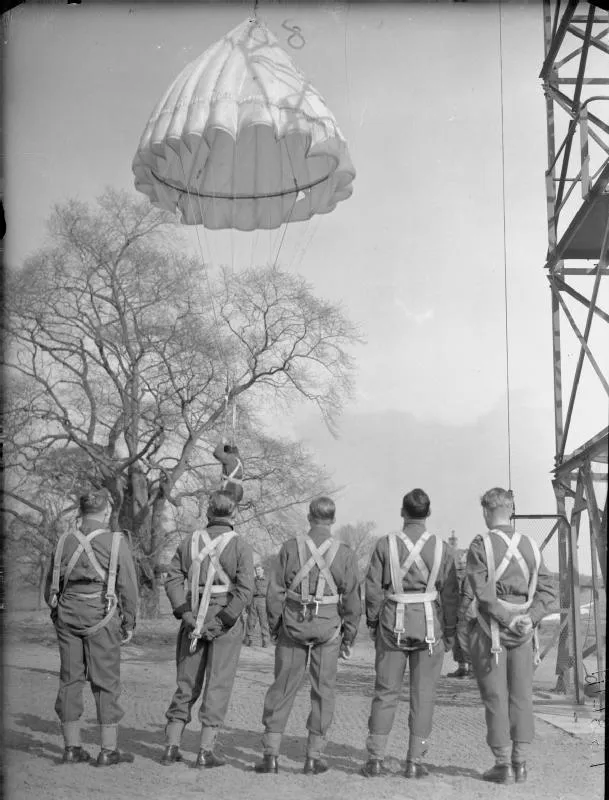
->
[[50, 527, 123, 638], [188, 528, 236, 653], [475, 529, 541, 664], [386, 530, 444, 652], [286, 535, 341, 620]]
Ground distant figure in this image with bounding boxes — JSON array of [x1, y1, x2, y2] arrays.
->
[[447, 550, 474, 678], [161, 491, 254, 768], [213, 440, 244, 504], [244, 565, 270, 647], [45, 489, 139, 766], [460, 488, 556, 785], [254, 496, 361, 775], [360, 488, 459, 779]]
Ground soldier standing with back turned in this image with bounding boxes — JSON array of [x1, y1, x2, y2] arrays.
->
[[360, 488, 459, 779], [254, 496, 361, 775], [45, 489, 138, 766]]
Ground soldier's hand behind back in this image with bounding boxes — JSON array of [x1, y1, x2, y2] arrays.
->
[[181, 611, 196, 631], [121, 629, 134, 646], [339, 642, 352, 660]]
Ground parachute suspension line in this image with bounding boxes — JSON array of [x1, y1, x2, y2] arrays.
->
[[498, 0, 513, 491], [271, 146, 301, 269], [177, 160, 231, 424]]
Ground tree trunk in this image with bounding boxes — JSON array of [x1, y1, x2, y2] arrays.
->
[[139, 575, 161, 619]]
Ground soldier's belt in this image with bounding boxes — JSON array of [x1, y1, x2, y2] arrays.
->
[[386, 590, 438, 603], [286, 590, 339, 605]]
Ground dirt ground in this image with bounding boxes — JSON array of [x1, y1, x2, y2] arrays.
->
[[2, 611, 604, 800]]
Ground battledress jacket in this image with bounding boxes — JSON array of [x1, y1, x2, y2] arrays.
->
[[44, 521, 139, 632], [212, 444, 243, 482], [267, 525, 362, 646], [164, 520, 254, 629], [366, 521, 459, 648], [459, 524, 556, 648]]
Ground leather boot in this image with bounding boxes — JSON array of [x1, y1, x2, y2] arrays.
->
[[195, 750, 226, 768], [96, 749, 135, 767], [483, 764, 515, 784], [254, 754, 279, 773], [447, 666, 468, 678], [405, 760, 429, 778], [360, 758, 383, 777], [160, 745, 184, 765], [513, 762, 527, 783], [62, 746, 91, 764], [304, 757, 329, 774]]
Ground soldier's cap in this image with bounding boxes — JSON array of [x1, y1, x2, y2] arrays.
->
[[79, 488, 111, 515]]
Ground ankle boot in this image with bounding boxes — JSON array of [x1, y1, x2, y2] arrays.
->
[[160, 745, 184, 765], [195, 750, 226, 768], [483, 764, 515, 784], [254, 754, 279, 773], [360, 757, 383, 777], [304, 757, 329, 774], [405, 760, 429, 778], [96, 749, 135, 767], [62, 746, 91, 764], [513, 762, 527, 783]]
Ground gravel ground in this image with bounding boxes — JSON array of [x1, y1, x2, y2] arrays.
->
[[2, 612, 604, 800]]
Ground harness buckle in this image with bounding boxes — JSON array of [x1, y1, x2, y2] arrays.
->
[[105, 594, 116, 614], [395, 629, 405, 646], [189, 632, 200, 654], [425, 636, 435, 655], [313, 600, 319, 617], [491, 646, 502, 665], [300, 602, 310, 622], [50, 593, 58, 609]]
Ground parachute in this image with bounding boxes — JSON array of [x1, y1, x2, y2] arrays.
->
[[132, 18, 356, 231]]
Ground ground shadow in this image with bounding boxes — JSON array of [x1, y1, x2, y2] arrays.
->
[[9, 665, 59, 678], [431, 763, 483, 780]]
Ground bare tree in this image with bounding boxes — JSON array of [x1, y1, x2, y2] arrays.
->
[[335, 520, 377, 578], [3, 189, 361, 616]]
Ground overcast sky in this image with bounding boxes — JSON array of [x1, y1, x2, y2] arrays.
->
[[5, 0, 606, 572]]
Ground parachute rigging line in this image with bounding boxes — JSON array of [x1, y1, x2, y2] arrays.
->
[[498, 0, 513, 491]]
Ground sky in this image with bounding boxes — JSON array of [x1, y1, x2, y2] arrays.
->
[[4, 0, 607, 573]]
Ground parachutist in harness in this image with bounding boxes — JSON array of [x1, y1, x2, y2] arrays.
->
[[254, 496, 361, 776], [161, 490, 254, 769], [460, 488, 557, 785], [44, 489, 139, 767], [213, 441, 244, 505], [361, 488, 459, 780]]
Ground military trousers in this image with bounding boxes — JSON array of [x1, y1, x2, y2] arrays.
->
[[469, 622, 535, 748], [54, 602, 123, 725], [247, 598, 270, 644], [367, 634, 445, 759], [262, 629, 341, 754], [165, 615, 245, 731]]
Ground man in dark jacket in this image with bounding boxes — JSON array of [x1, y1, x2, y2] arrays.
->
[[447, 549, 473, 677], [45, 489, 139, 766], [361, 488, 459, 779], [161, 491, 254, 767], [254, 496, 361, 775], [459, 487, 556, 785], [244, 565, 270, 647]]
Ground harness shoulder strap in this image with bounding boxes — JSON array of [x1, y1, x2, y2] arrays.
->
[[106, 531, 123, 600], [289, 536, 338, 599], [63, 529, 109, 585], [426, 535, 444, 592], [314, 539, 340, 600]]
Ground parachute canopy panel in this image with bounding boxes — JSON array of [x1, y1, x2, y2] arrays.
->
[[132, 19, 355, 231]]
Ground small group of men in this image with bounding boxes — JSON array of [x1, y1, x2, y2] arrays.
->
[[47, 484, 555, 785]]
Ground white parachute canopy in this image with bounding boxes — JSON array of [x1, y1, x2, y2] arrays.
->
[[132, 18, 356, 231]]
